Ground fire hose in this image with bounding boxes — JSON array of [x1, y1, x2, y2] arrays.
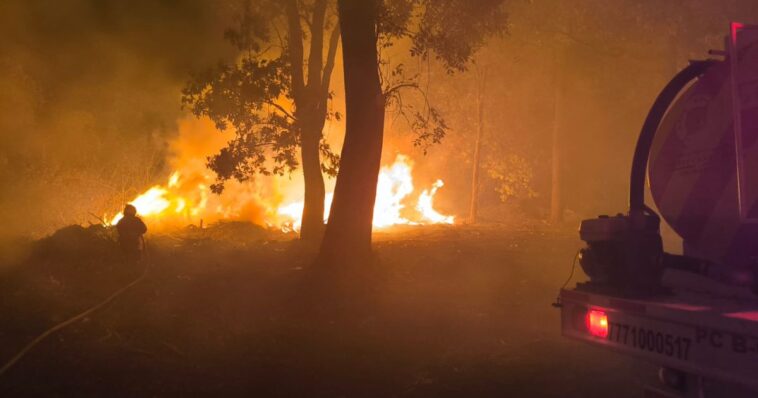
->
[[0, 237, 150, 377]]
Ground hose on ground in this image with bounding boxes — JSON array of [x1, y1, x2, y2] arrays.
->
[[0, 240, 150, 377]]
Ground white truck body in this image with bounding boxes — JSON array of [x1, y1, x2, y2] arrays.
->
[[560, 271, 758, 396]]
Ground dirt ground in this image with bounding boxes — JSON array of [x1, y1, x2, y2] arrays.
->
[[0, 224, 656, 397]]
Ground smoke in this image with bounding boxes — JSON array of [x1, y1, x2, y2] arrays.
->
[[0, 0, 235, 238], [407, 0, 758, 224], [2, 0, 757, 240]]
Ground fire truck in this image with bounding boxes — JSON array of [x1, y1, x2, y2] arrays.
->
[[557, 23, 758, 397]]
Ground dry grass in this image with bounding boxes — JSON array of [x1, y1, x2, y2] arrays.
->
[[0, 223, 653, 397]]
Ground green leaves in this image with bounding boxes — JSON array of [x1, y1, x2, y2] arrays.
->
[[410, 106, 448, 153], [377, 0, 505, 156], [379, 0, 508, 73], [486, 154, 537, 203], [412, 0, 507, 72], [319, 141, 340, 176], [182, 52, 298, 193], [182, 0, 343, 196]]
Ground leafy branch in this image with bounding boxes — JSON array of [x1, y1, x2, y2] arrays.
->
[[382, 62, 450, 153]]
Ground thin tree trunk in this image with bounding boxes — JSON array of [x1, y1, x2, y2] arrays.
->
[[469, 68, 486, 224], [550, 119, 562, 223], [550, 48, 564, 225], [317, 0, 384, 266], [286, 0, 339, 244], [300, 123, 326, 243]]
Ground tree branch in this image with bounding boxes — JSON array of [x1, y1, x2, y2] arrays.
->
[[285, 0, 305, 102], [230, 140, 279, 149], [270, 16, 288, 52], [264, 101, 297, 121], [251, 141, 278, 148], [320, 24, 341, 105], [383, 82, 421, 100], [307, 0, 327, 90]]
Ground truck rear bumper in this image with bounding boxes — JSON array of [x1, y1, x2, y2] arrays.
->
[[560, 288, 758, 392]]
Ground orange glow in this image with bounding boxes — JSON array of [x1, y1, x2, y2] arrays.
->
[[417, 180, 455, 224], [277, 193, 334, 233], [108, 174, 209, 226], [106, 118, 454, 232], [276, 155, 455, 231], [109, 153, 454, 231], [372, 155, 416, 227]]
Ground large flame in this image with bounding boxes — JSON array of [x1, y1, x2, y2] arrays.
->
[[276, 155, 454, 230], [108, 172, 213, 226], [107, 118, 281, 228], [108, 154, 453, 231], [106, 118, 453, 231], [372, 156, 416, 227], [417, 179, 455, 224]]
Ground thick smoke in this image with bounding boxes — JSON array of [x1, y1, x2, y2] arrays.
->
[[2, 0, 758, 241], [0, 0, 235, 238]]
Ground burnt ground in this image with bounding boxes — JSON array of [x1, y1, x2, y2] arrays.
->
[[0, 224, 655, 397]]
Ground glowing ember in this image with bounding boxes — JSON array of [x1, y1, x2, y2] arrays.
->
[[168, 171, 180, 187]]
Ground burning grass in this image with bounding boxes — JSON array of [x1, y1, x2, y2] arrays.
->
[[105, 154, 455, 234]]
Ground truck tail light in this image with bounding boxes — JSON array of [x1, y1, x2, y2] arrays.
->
[[586, 309, 608, 338]]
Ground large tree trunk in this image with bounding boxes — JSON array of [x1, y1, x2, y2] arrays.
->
[[317, 0, 384, 266], [299, 121, 326, 243]]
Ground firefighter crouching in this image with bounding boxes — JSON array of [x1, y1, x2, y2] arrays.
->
[[116, 204, 147, 262]]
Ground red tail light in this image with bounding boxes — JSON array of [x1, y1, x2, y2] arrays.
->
[[586, 309, 608, 338]]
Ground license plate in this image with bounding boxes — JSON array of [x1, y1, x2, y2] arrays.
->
[[605, 319, 692, 361]]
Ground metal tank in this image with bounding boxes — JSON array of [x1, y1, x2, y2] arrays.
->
[[576, 23, 758, 292], [650, 23, 758, 273]]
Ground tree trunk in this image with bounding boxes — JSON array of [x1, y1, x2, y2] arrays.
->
[[550, 48, 564, 225], [549, 118, 562, 224], [317, 0, 384, 266], [469, 69, 486, 224], [285, 0, 338, 244], [299, 121, 326, 243]]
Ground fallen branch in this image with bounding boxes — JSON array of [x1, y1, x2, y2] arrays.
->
[[87, 212, 108, 226]]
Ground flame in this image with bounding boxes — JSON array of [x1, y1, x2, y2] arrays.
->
[[108, 175, 198, 225], [106, 118, 453, 231], [276, 155, 455, 231], [417, 180, 454, 224], [107, 118, 281, 228], [277, 193, 334, 232], [168, 171, 180, 187], [108, 153, 454, 232], [372, 155, 416, 227]]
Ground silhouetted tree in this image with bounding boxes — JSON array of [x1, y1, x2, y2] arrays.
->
[[182, 0, 341, 243], [317, 0, 507, 265], [469, 65, 486, 223]]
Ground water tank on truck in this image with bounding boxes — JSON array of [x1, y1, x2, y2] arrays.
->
[[649, 23, 758, 284]]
